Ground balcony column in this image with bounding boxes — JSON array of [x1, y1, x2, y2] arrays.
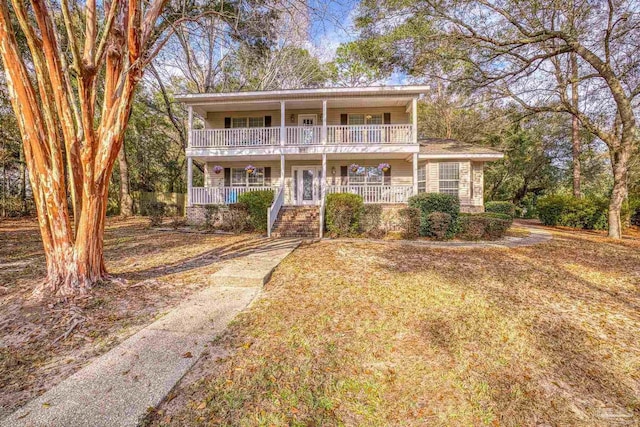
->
[[280, 100, 286, 146], [280, 154, 285, 184], [412, 97, 418, 143], [322, 99, 327, 144], [187, 157, 193, 207], [320, 153, 327, 238], [412, 152, 418, 196]]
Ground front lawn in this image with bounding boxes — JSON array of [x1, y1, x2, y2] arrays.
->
[[152, 224, 640, 426], [0, 217, 261, 416]]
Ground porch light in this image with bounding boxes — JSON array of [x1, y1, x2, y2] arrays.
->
[[290, 114, 295, 123], [331, 166, 336, 176]]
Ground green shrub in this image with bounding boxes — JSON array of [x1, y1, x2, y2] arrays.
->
[[537, 195, 608, 230], [426, 212, 452, 240], [485, 201, 516, 218], [408, 193, 459, 238], [457, 213, 512, 240], [360, 204, 383, 236], [238, 190, 274, 232], [326, 193, 364, 237], [147, 202, 166, 227], [398, 207, 421, 239], [223, 203, 249, 233], [630, 196, 640, 226]]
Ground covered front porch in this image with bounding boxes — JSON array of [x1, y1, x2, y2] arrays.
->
[[186, 153, 420, 207]]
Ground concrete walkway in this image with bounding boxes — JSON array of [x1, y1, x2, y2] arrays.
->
[[1, 239, 300, 427]]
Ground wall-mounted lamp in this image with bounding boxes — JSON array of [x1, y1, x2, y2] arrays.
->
[[290, 114, 295, 123], [331, 166, 336, 176]]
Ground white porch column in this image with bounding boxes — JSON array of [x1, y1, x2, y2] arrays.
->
[[280, 154, 285, 184], [187, 157, 193, 207], [412, 152, 418, 195], [320, 153, 327, 238], [322, 99, 327, 144], [187, 105, 193, 147], [412, 97, 418, 143], [280, 100, 286, 146]]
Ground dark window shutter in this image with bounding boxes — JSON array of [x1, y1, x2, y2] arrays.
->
[[224, 168, 231, 186], [384, 167, 391, 185], [264, 116, 272, 127], [264, 167, 271, 185], [340, 166, 348, 185], [383, 113, 391, 124], [224, 117, 231, 128], [383, 113, 391, 142], [340, 114, 348, 125]]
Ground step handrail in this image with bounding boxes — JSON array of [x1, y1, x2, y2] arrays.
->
[[267, 184, 285, 237]]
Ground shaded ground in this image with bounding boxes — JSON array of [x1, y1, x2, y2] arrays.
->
[[0, 217, 262, 416], [151, 223, 640, 426]]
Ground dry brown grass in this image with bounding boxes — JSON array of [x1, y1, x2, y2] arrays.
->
[[0, 217, 260, 416], [153, 224, 640, 426]]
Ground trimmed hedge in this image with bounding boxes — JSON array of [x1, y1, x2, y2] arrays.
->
[[457, 212, 512, 240], [238, 190, 274, 232], [537, 194, 608, 230], [326, 193, 364, 237], [426, 212, 452, 240], [485, 201, 516, 218], [398, 207, 421, 239], [408, 193, 460, 238]]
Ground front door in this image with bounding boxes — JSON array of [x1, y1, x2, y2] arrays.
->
[[292, 166, 322, 205], [297, 114, 317, 145]]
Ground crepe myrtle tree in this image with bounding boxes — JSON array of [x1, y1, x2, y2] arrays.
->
[[0, 0, 229, 297], [357, 0, 639, 238]]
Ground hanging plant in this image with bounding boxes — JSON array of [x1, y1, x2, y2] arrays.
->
[[378, 162, 391, 172], [213, 165, 223, 174], [349, 163, 360, 173], [245, 164, 256, 175]]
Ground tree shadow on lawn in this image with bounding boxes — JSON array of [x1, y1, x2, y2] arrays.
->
[[379, 238, 640, 425]]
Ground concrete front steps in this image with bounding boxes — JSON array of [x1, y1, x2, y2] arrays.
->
[[271, 206, 320, 238]]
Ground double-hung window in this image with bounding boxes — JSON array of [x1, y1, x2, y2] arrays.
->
[[230, 167, 266, 187], [438, 162, 459, 197], [348, 166, 384, 186], [231, 117, 264, 128]]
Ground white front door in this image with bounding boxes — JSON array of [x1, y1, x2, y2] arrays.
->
[[292, 166, 322, 205], [297, 114, 318, 145]]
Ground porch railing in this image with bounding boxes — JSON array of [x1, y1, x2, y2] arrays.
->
[[267, 185, 285, 237], [286, 126, 323, 145], [327, 185, 414, 204], [326, 124, 413, 144], [191, 127, 280, 147], [190, 186, 274, 205], [189, 124, 415, 147]]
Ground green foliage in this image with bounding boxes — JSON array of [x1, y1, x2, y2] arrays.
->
[[630, 196, 640, 226], [537, 195, 609, 230], [398, 207, 421, 239], [238, 190, 274, 232], [360, 204, 383, 236], [325, 193, 364, 237], [408, 193, 460, 238], [485, 201, 516, 218], [457, 213, 512, 241], [426, 212, 452, 240], [147, 202, 166, 227], [223, 203, 249, 234], [327, 42, 386, 87]]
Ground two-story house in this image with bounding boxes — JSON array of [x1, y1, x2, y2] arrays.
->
[[177, 86, 503, 237]]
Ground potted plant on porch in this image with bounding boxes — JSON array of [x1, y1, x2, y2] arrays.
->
[[350, 163, 360, 173], [213, 165, 223, 174], [245, 164, 256, 175], [378, 162, 391, 172]]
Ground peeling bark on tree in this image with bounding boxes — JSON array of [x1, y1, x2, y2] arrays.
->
[[0, 0, 172, 297]]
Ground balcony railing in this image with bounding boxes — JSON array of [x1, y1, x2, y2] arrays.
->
[[327, 185, 414, 204], [191, 127, 280, 147], [189, 124, 414, 148], [326, 124, 413, 144], [190, 186, 274, 205]]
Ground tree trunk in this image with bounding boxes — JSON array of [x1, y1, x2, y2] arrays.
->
[[608, 148, 629, 239], [570, 52, 581, 197], [118, 144, 134, 216], [19, 146, 27, 215]]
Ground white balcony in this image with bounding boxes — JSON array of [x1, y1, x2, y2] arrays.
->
[[189, 124, 414, 148]]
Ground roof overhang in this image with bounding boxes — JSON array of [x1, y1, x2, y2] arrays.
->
[[419, 153, 504, 161], [176, 86, 429, 115]]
